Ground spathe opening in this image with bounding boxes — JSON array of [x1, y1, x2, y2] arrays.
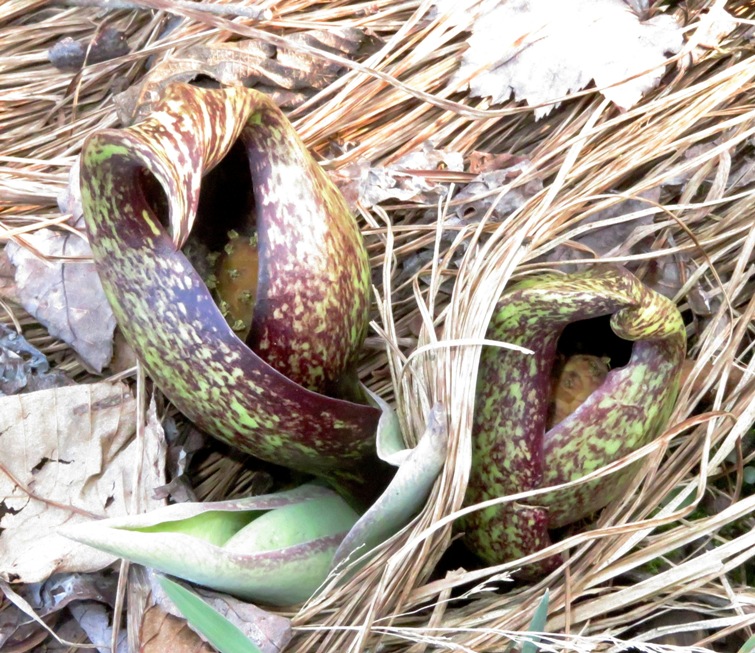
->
[[188, 140, 259, 341], [547, 313, 634, 428], [556, 313, 633, 367], [135, 138, 256, 247], [193, 138, 256, 251]]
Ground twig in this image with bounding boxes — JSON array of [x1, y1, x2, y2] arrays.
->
[[55, 0, 272, 21], [0, 459, 102, 519]]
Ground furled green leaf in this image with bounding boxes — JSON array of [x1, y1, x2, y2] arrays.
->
[[334, 402, 447, 566], [60, 484, 358, 605], [157, 575, 264, 653]]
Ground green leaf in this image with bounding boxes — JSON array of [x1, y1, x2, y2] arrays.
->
[[223, 494, 358, 554], [133, 510, 259, 547], [60, 484, 358, 605], [738, 634, 755, 653], [334, 402, 447, 566], [157, 575, 263, 653], [521, 589, 549, 653]]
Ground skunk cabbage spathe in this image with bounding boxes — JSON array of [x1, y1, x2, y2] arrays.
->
[[79, 84, 385, 495], [464, 266, 686, 572], [72, 84, 448, 606]]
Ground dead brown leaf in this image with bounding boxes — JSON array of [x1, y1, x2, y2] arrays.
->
[[642, 250, 716, 317], [115, 28, 373, 124], [139, 605, 214, 653], [69, 600, 127, 652], [5, 230, 116, 373], [108, 330, 137, 375], [0, 610, 57, 652], [467, 151, 525, 175], [0, 249, 17, 303], [682, 1, 737, 66], [452, 160, 543, 223], [727, 156, 755, 192], [549, 188, 661, 264], [0, 572, 120, 652], [332, 144, 464, 209], [0, 383, 139, 584], [0, 323, 62, 396]]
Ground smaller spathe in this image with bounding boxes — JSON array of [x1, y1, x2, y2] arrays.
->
[[464, 265, 686, 573]]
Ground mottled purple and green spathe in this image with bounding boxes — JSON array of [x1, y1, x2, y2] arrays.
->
[[80, 85, 380, 485], [464, 266, 685, 573]]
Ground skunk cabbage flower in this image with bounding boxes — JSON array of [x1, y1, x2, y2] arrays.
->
[[464, 266, 685, 572], [75, 86, 450, 605], [79, 84, 387, 499]]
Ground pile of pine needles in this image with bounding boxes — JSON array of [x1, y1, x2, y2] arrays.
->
[[2, 0, 755, 651]]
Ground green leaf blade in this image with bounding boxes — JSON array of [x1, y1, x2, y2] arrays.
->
[[60, 484, 359, 605], [521, 589, 549, 653], [158, 575, 264, 653]]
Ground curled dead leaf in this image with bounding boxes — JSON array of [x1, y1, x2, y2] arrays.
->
[[115, 28, 376, 124], [453, 161, 543, 223], [332, 144, 464, 210], [5, 230, 116, 373]]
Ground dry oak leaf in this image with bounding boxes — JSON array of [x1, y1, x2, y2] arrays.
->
[[140, 604, 216, 653], [452, 160, 543, 224], [449, 0, 684, 117], [0, 383, 139, 584], [332, 143, 464, 209], [69, 600, 128, 652], [541, 187, 661, 269], [682, 2, 737, 66], [0, 249, 17, 303], [0, 570, 119, 652]]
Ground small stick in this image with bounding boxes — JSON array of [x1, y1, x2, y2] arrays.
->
[[55, 0, 272, 21]]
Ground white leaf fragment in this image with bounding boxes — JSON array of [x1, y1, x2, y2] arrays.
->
[[683, 2, 737, 65], [451, 0, 684, 117], [331, 143, 464, 209]]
